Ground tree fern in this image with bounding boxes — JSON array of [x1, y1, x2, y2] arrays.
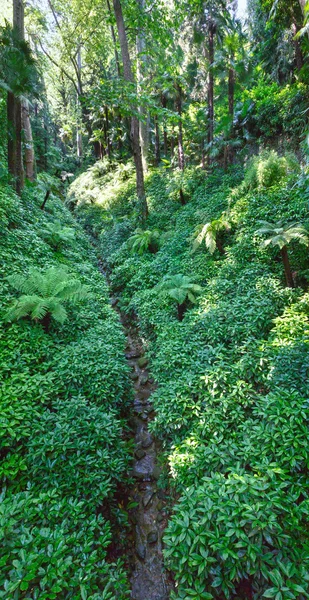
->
[[255, 220, 309, 288], [40, 221, 76, 251], [192, 214, 230, 255], [128, 228, 161, 254], [5, 267, 90, 331], [159, 274, 202, 320]]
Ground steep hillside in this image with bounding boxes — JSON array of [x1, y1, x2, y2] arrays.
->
[[72, 154, 309, 598], [0, 180, 131, 598]]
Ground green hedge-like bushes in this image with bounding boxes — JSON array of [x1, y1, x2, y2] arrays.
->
[[77, 159, 309, 598], [0, 181, 131, 597]]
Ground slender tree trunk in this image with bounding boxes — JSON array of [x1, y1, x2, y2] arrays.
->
[[161, 94, 168, 157], [177, 302, 186, 321], [154, 114, 160, 166], [106, 0, 122, 77], [216, 237, 225, 255], [105, 106, 112, 158], [8, 0, 25, 194], [225, 60, 235, 168], [112, 0, 148, 222], [22, 100, 35, 181], [281, 246, 294, 288], [207, 21, 215, 167], [76, 44, 83, 162], [176, 84, 185, 171], [7, 91, 16, 181], [136, 0, 149, 172]]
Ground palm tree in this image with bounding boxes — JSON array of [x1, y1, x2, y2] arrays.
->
[[192, 215, 230, 255], [5, 267, 90, 331], [255, 220, 309, 288], [159, 274, 202, 320]]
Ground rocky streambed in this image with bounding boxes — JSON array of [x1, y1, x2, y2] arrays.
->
[[118, 313, 172, 600]]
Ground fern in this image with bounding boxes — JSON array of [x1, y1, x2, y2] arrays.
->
[[192, 214, 230, 255], [5, 267, 90, 331], [159, 274, 202, 320], [128, 228, 161, 254], [255, 220, 309, 288], [40, 221, 76, 251]]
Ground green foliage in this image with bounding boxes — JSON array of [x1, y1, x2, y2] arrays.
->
[[164, 472, 309, 599], [244, 150, 290, 190], [255, 220, 309, 250], [159, 274, 202, 306], [128, 228, 161, 254], [5, 267, 90, 328], [0, 181, 131, 596], [40, 220, 76, 250], [192, 214, 230, 254], [79, 160, 309, 598]]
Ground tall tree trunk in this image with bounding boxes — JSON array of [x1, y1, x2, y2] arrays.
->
[[112, 0, 148, 222], [280, 246, 294, 288], [161, 94, 168, 157], [8, 0, 25, 194], [176, 84, 185, 171], [106, 0, 122, 77], [105, 106, 112, 158], [154, 114, 160, 166], [207, 20, 215, 167], [76, 43, 83, 162], [225, 60, 235, 168], [22, 100, 36, 181], [136, 0, 149, 172]]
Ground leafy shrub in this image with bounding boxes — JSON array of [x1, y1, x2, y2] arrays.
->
[[0, 490, 129, 599], [5, 267, 90, 330], [27, 398, 129, 502], [128, 228, 161, 254], [40, 220, 76, 250], [0, 180, 131, 595], [244, 150, 289, 190], [164, 473, 309, 599]]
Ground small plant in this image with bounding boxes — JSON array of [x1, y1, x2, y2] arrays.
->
[[5, 267, 90, 331], [128, 228, 161, 254], [255, 220, 309, 288], [244, 150, 290, 190], [192, 214, 231, 255], [40, 220, 76, 251], [159, 274, 202, 320]]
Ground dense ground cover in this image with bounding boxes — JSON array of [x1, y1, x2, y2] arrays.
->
[[72, 155, 309, 599], [0, 179, 132, 599]]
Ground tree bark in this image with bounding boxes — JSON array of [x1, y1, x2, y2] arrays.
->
[[136, 0, 149, 172], [161, 94, 168, 157], [112, 0, 148, 222], [22, 100, 36, 181], [280, 246, 294, 288], [154, 114, 160, 166], [207, 20, 215, 166], [224, 61, 235, 169], [76, 44, 83, 162], [8, 0, 25, 195], [176, 84, 185, 171]]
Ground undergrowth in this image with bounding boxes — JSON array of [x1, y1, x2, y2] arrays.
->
[[73, 155, 309, 599], [0, 180, 131, 599]]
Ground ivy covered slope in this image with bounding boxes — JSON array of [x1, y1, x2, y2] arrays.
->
[[72, 154, 309, 599], [0, 179, 131, 599]]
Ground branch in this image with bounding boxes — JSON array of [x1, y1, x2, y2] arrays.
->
[[38, 39, 80, 95]]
